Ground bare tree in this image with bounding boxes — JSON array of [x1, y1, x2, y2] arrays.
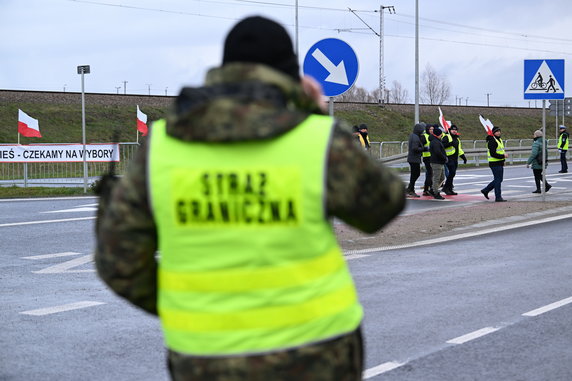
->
[[388, 80, 409, 103], [421, 64, 450, 105], [336, 85, 376, 102]]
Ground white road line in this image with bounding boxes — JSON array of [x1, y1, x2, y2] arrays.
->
[[23, 252, 81, 260], [33, 254, 94, 274], [363, 361, 405, 379], [446, 327, 500, 345], [0, 216, 95, 228], [522, 296, 572, 317], [345, 212, 572, 256], [20, 301, 105, 316], [41, 207, 97, 214], [0, 196, 98, 202]]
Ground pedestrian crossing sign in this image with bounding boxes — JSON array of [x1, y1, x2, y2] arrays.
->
[[524, 59, 565, 100]]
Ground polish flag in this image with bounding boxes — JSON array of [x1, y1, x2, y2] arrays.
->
[[479, 114, 494, 136], [438, 107, 450, 132], [18, 109, 42, 138], [137, 105, 148, 136]]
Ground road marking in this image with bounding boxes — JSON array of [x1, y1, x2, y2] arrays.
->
[[522, 296, 572, 317], [23, 252, 81, 260], [0, 196, 98, 202], [20, 301, 104, 316], [0, 217, 95, 228], [345, 212, 572, 256], [41, 207, 97, 214], [363, 361, 405, 379], [32, 254, 94, 274], [446, 327, 500, 345]]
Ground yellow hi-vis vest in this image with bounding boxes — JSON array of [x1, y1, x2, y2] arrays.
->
[[422, 132, 431, 157], [458, 139, 464, 156], [148, 115, 362, 356], [487, 137, 505, 162], [558, 133, 569, 150], [443, 133, 455, 156]]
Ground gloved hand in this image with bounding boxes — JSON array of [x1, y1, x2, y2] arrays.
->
[[526, 164, 530, 168], [463, 157, 467, 164], [559, 149, 563, 154]]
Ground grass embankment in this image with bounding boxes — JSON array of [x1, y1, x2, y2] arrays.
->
[[0, 185, 94, 198]]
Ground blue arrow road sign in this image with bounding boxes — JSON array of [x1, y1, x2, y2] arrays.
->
[[524, 59, 565, 100], [303, 38, 359, 97]]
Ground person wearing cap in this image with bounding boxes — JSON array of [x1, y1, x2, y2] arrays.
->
[[441, 125, 467, 195], [94, 15, 405, 380], [558, 125, 569, 173], [358, 123, 371, 150], [420, 124, 434, 195], [480, 126, 509, 202], [527, 130, 552, 193], [429, 126, 448, 199], [406, 122, 426, 197]]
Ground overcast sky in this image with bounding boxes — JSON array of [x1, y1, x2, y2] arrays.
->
[[1, 0, 571, 107]]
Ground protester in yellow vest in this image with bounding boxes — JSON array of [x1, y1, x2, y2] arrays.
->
[[95, 16, 405, 381], [480, 126, 509, 202], [558, 125, 569, 173]]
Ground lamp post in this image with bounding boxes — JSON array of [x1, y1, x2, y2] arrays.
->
[[77, 65, 90, 193]]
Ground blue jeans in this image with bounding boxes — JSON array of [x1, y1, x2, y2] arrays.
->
[[483, 165, 504, 200]]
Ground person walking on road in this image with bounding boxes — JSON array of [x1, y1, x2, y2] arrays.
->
[[441, 125, 467, 195], [421, 124, 434, 195], [481, 126, 509, 202], [558, 125, 568, 173], [94, 16, 405, 381], [406, 122, 426, 197], [429, 126, 447, 200], [527, 130, 552, 193]]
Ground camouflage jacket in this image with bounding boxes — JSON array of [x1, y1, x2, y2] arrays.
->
[[95, 63, 405, 315]]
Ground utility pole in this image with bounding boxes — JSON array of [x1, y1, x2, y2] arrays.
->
[[465, 97, 469, 106], [414, 0, 419, 123], [165, 87, 168, 96], [115, 86, 121, 94], [295, 0, 299, 57], [63, 84, 67, 92], [350, 5, 395, 105], [146, 83, 151, 96], [123, 81, 128, 95], [486, 93, 492, 107]]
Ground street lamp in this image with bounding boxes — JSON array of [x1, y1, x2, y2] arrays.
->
[[77, 65, 90, 193]]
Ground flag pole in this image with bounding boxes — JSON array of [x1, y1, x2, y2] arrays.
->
[[136, 130, 139, 145]]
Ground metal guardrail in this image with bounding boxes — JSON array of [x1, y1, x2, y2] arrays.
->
[[0, 142, 140, 187], [380, 142, 558, 167]]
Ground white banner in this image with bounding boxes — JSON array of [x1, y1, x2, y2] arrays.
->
[[0, 144, 120, 163]]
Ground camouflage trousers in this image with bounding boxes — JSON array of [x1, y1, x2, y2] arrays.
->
[[167, 328, 364, 381]]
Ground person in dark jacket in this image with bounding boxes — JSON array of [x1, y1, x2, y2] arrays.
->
[[441, 125, 467, 195], [480, 126, 509, 202], [421, 124, 434, 195], [95, 15, 405, 381], [527, 130, 552, 193], [358, 124, 371, 150], [406, 122, 426, 197], [429, 126, 447, 199]]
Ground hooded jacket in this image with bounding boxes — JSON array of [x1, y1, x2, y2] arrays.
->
[[407, 123, 425, 163]]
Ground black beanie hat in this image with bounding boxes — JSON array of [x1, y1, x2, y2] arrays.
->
[[492, 126, 501, 134], [222, 16, 300, 80], [433, 126, 443, 136], [449, 124, 458, 131]]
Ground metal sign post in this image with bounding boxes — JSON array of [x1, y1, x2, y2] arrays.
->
[[524, 59, 565, 201], [77, 65, 90, 193]]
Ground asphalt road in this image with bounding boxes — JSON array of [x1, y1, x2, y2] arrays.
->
[[1, 195, 571, 380]]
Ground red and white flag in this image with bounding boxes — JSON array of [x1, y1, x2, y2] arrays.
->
[[137, 105, 148, 136], [438, 107, 450, 132], [18, 109, 42, 138], [479, 114, 494, 136]]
